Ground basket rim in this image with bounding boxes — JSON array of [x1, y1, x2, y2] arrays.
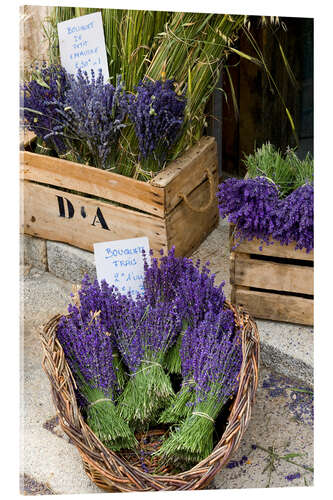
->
[[40, 301, 260, 491]]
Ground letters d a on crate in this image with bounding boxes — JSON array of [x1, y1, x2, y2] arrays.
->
[[20, 135, 218, 256]]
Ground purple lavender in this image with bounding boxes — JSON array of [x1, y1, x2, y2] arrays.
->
[[54, 69, 129, 169], [116, 297, 182, 427], [143, 248, 229, 374], [272, 183, 314, 253], [128, 79, 186, 169], [21, 63, 69, 154], [217, 177, 279, 248], [57, 307, 137, 450], [217, 176, 314, 252], [157, 311, 242, 463]]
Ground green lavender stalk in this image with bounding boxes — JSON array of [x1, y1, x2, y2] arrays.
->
[[164, 320, 188, 375], [156, 391, 224, 464], [83, 384, 137, 451], [118, 360, 174, 430], [158, 381, 195, 425]]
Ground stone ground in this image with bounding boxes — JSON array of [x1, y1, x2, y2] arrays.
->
[[20, 264, 314, 495]]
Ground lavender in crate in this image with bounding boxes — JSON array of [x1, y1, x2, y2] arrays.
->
[[156, 310, 242, 464], [21, 63, 70, 155], [57, 305, 137, 451], [128, 79, 186, 170], [217, 177, 279, 249], [55, 69, 129, 169], [272, 183, 314, 253], [116, 296, 182, 428]]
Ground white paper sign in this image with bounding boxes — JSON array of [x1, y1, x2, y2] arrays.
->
[[57, 12, 109, 80], [93, 237, 151, 296]]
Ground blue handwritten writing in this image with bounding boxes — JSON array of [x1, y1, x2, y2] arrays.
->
[[67, 21, 94, 35]]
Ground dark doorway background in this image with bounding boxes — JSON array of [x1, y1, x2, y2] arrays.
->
[[208, 17, 314, 179]]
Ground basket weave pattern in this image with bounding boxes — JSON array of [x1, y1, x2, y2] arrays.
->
[[40, 302, 259, 492]]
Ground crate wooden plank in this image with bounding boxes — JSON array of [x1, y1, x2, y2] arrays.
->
[[233, 253, 313, 295], [166, 177, 219, 257], [231, 233, 313, 261], [151, 136, 217, 214], [233, 286, 313, 326], [22, 181, 168, 254], [20, 130, 36, 150], [21, 151, 165, 217]]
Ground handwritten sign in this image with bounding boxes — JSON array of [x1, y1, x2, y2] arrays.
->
[[57, 11, 109, 80], [93, 237, 151, 296]]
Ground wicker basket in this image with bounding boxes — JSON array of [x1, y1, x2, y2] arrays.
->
[[40, 302, 259, 492]]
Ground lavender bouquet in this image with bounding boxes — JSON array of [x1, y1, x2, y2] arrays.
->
[[143, 248, 227, 375], [54, 69, 129, 169], [217, 176, 314, 253], [116, 297, 182, 428], [159, 306, 235, 425], [156, 311, 242, 464], [57, 307, 137, 451], [128, 79, 186, 173], [21, 63, 70, 156]]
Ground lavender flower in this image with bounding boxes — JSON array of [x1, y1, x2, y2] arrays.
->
[[217, 177, 279, 248], [272, 183, 314, 253], [54, 69, 129, 169], [157, 310, 242, 463], [143, 248, 229, 374], [21, 63, 69, 154], [116, 298, 182, 427], [217, 176, 314, 252], [128, 79, 186, 169]]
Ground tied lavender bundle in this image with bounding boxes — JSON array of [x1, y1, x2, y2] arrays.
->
[[217, 176, 279, 250], [57, 308, 137, 451], [53, 69, 129, 169], [70, 275, 130, 391], [159, 306, 235, 425], [128, 79, 186, 172], [143, 248, 227, 374], [116, 297, 182, 428], [156, 311, 242, 464], [21, 63, 70, 156], [272, 183, 314, 253]]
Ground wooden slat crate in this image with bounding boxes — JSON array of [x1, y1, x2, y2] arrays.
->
[[230, 231, 314, 325], [20, 136, 219, 256]]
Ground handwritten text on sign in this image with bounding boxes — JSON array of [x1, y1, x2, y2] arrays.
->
[[57, 12, 109, 80], [94, 237, 151, 296]]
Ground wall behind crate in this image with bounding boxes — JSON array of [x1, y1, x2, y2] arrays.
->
[[20, 5, 51, 76]]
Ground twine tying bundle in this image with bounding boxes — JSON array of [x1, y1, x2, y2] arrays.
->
[[192, 411, 215, 423]]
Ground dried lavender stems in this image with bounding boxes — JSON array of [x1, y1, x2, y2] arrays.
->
[[21, 65, 187, 177]]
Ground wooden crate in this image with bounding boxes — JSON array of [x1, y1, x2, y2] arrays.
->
[[230, 232, 314, 325], [20, 136, 219, 256]]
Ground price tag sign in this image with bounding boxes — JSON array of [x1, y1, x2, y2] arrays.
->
[[93, 237, 151, 296], [57, 11, 109, 80]]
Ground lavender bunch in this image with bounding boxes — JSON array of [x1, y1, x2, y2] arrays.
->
[[128, 79, 186, 171], [159, 307, 235, 425], [157, 311, 242, 464], [21, 63, 70, 155], [116, 297, 182, 428], [143, 248, 227, 374], [272, 183, 314, 253], [70, 275, 130, 390], [57, 308, 137, 451], [54, 69, 129, 169], [217, 177, 280, 249]]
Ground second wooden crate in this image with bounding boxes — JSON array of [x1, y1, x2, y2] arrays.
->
[[230, 235, 314, 325]]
